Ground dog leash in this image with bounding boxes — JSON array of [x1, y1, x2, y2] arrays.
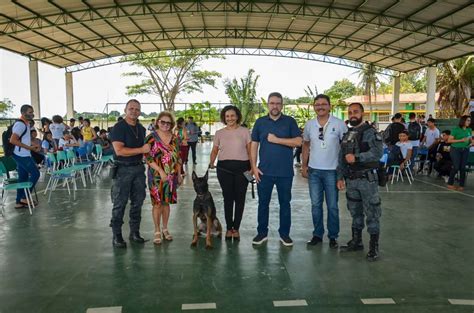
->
[[212, 166, 256, 199]]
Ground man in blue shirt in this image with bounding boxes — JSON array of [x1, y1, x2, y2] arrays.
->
[[251, 92, 302, 246]]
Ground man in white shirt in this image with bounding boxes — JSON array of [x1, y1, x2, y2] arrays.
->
[[420, 118, 440, 174], [302, 94, 348, 248], [9, 105, 41, 208]]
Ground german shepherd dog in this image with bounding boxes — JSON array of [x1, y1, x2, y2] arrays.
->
[[191, 171, 222, 249]]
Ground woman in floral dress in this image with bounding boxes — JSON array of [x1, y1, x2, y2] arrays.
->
[[145, 111, 183, 245]]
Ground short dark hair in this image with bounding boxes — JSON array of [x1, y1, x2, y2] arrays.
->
[[20, 104, 33, 114], [458, 115, 470, 128], [99, 129, 107, 135], [442, 130, 451, 135], [125, 99, 140, 108], [62, 130, 70, 135], [188, 116, 194, 120], [349, 102, 364, 112], [220, 105, 242, 125], [268, 92, 283, 103], [84, 118, 91, 125], [427, 118, 435, 124], [400, 130, 409, 136], [409, 112, 416, 119], [69, 118, 76, 122], [52, 115, 63, 124], [314, 94, 331, 105], [393, 113, 402, 120], [78, 116, 84, 121]]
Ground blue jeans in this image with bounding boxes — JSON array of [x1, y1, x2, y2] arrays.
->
[[448, 147, 469, 187], [410, 146, 418, 170], [12, 155, 40, 203], [257, 175, 293, 238], [308, 168, 339, 239]]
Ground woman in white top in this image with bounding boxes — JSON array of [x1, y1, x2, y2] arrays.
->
[[49, 115, 67, 145], [209, 106, 251, 240]]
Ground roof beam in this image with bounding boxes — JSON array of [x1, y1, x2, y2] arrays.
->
[[48, 0, 127, 56], [113, 0, 160, 51], [36, 27, 435, 69], [327, 0, 400, 57], [65, 47, 392, 74], [1, 1, 471, 45], [353, 1, 473, 63], [81, 0, 146, 54]]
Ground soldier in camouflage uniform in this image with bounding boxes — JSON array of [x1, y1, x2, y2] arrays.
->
[[336, 103, 383, 261]]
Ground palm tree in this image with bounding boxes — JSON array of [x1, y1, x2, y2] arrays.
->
[[356, 63, 381, 116], [437, 56, 473, 118], [224, 69, 261, 126]]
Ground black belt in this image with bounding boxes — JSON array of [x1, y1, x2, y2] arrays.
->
[[115, 161, 144, 167]]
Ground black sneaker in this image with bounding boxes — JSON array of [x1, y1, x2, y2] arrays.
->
[[280, 236, 294, 247], [306, 236, 322, 246], [329, 239, 338, 249], [252, 234, 268, 245]]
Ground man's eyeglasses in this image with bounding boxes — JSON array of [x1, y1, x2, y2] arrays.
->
[[318, 127, 324, 140], [159, 120, 172, 126]]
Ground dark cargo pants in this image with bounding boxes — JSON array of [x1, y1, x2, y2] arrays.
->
[[345, 178, 381, 235], [110, 164, 146, 235]]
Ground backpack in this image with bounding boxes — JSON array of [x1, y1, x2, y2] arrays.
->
[[383, 123, 405, 146], [2, 119, 27, 156], [386, 144, 404, 166], [407, 122, 421, 141]]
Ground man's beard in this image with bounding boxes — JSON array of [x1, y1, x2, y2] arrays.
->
[[349, 117, 363, 126], [270, 109, 281, 116]]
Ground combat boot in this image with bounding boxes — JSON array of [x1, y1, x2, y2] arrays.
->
[[366, 233, 379, 262], [113, 233, 127, 248], [340, 227, 364, 252]]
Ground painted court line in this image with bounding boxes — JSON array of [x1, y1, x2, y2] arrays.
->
[[448, 299, 474, 305], [86, 307, 122, 313], [182, 303, 217, 310], [273, 300, 308, 307], [414, 178, 474, 198], [361, 298, 396, 305]]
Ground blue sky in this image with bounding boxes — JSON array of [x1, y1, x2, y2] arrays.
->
[[0, 49, 367, 118]]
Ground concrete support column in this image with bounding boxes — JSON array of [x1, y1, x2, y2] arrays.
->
[[65, 71, 74, 119], [426, 66, 436, 118], [28, 60, 41, 117], [391, 74, 400, 115]]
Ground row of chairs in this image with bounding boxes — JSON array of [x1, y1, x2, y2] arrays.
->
[[43, 144, 114, 202]]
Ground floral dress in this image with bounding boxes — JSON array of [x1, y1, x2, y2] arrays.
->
[[145, 132, 182, 205]]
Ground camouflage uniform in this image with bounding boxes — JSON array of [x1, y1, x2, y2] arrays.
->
[[337, 124, 383, 260]]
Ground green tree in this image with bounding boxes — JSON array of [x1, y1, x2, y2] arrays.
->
[[437, 56, 474, 118], [109, 110, 121, 117], [324, 79, 357, 110], [376, 70, 427, 95], [122, 50, 222, 112], [356, 63, 381, 115], [0, 98, 14, 117], [225, 69, 262, 126]]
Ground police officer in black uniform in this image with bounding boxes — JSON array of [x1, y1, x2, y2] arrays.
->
[[336, 103, 383, 261], [109, 99, 150, 248]]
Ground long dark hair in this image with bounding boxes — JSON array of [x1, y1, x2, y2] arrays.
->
[[458, 115, 470, 128]]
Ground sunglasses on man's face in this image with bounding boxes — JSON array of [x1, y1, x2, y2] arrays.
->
[[159, 120, 172, 126], [318, 127, 324, 140]]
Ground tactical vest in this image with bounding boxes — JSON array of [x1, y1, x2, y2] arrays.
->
[[341, 123, 379, 172]]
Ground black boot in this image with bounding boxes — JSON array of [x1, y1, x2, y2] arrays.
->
[[113, 233, 127, 248], [340, 228, 364, 252], [129, 231, 145, 243], [366, 233, 379, 262]]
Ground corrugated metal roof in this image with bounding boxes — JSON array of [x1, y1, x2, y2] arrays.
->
[[1, 0, 472, 71]]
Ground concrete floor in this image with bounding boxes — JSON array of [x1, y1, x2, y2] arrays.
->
[[0, 142, 473, 313]]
